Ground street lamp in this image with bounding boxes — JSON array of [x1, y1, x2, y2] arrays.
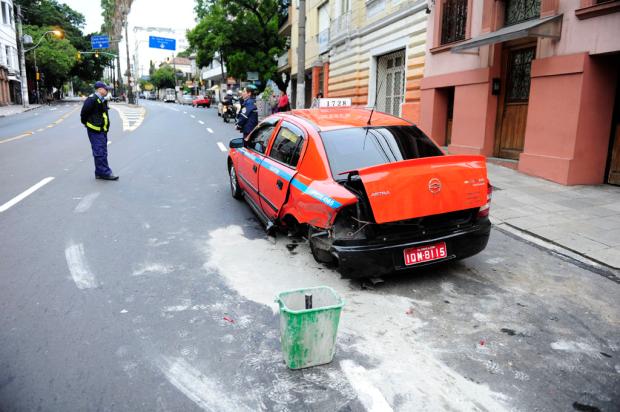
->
[[23, 30, 64, 104]]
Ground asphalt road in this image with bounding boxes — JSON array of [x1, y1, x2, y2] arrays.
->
[[0, 101, 618, 412]]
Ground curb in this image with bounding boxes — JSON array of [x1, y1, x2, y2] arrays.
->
[[492, 222, 620, 285], [0, 105, 42, 118]]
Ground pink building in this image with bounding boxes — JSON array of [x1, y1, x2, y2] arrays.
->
[[420, 0, 620, 185]]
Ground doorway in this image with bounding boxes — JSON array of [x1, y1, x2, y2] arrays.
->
[[445, 87, 455, 146], [495, 45, 535, 160], [606, 76, 620, 185]]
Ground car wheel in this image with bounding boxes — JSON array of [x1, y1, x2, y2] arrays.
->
[[308, 227, 335, 264], [229, 163, 243, 200]]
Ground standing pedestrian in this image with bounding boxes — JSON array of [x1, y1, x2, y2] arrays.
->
[[278, 92, 291, 112], [236, 85, 258, 139], [80, 81, 119, 180]]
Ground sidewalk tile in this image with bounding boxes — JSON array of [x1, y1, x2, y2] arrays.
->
[[551, 233, 610, 254], [582, 229, 620, 247], [587, 247, 620, 269]]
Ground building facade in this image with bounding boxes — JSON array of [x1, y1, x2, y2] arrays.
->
[[0, 0, 20, 106], [420, 0, 620, 185], [280, 0, 429, 122]]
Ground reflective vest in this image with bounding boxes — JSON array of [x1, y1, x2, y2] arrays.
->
[[82, 94, 109, 132]]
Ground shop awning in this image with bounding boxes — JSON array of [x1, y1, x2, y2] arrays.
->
[[451, 14, 563, 53]]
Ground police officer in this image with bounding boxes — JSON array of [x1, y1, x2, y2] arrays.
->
[[236, 85, 258, 139], [80, 81, 118, 180]]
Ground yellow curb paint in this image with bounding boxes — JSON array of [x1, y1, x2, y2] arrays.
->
[[0, 132, 34, 144]]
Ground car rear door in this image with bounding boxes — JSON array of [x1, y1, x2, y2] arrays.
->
[[235, 119, 279, 206], [258, 121, 306, 220]]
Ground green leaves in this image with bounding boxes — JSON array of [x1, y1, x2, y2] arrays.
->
[[151, 65, 176, 90], [24, 25, 78, 86], [187, 0, 288, 92]]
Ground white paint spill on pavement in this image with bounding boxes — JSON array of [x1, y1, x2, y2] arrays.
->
[[204, 225, 510, 411], [551, 340, 603, 358], [217, 142, 227, 152], [132, 263, 176, 276], [74, 192, 100, 213], [155, 356, 252, 411], [0, 177, 55, 212], [65, 243, 98, 289], [341, 360, 393, 412], [207, 128, 214, 134]]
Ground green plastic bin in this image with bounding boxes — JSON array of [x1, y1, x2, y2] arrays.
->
[[276, 286, 345, 369]]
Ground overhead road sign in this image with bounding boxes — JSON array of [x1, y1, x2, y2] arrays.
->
[[149, 36, 176, 51], [91, 35, 109, 49]]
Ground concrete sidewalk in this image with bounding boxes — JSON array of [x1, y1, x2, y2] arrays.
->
[[487, 163, 620, 270], [0, 104, 41, 117]]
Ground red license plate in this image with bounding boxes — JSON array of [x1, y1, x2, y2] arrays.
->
[[403, 242, 447, 266]]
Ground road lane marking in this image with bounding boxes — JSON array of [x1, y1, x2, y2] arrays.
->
[[36, 128, 45, 132], [0, 177, 55, 212], [183, 111, 187, 114], [190, 115, 195, 119], [198, 120, 204, 124], [47, 125, 54, 128], [217, 142, 228, 152], [341, 360, 393, 412], [0, 132, 34, 144], [65, 243, 98, 289], [207, 128, 214, 134], [74, 192, 100, 213]]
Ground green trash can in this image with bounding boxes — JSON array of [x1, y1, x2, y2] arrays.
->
[[276, 286, 345, 369]]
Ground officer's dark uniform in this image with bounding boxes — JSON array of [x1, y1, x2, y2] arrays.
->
[[80, 92, 112, 178], [237, 96, 258, 138]]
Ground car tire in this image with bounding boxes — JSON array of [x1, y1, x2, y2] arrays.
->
[[229, 163, 243, 200], [308, 227, 335, 264]]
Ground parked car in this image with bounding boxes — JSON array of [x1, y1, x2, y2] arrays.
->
[[192, 95, 211, 108], [179, 94, 194, 105], [226, 107, 492, 278]]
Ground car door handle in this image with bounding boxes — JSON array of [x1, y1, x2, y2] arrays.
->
[[252, 165, 258, 173], [276, 180, 283, 190]]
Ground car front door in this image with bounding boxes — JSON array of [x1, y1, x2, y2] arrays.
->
[[236, 119, 279, 206], [258, 121, 306, 220]]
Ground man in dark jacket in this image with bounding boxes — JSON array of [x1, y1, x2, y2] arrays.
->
[[80, 81, 118, 180], [236, 85, 258, 139]]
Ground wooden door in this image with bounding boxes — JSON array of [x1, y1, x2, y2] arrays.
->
[[495, 46, 535, 160], [446, 87, 454, 145], [606, 78, 620, 185]]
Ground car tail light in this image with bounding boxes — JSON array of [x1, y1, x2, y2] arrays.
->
[[477, 183, 493, 218]]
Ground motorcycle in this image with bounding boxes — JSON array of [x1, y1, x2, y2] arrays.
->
[[222, 97, 239, 123]]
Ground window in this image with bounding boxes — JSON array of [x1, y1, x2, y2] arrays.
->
[[441, 0, 468, 45], [269, 122, 305, 167], [505, 0, 540, 26], [506, 47, 535, 102], [5, 46, 10, 67], [1, 2, 7, 25], [246, 121, 277, 154], [320, 126, 444, 178]]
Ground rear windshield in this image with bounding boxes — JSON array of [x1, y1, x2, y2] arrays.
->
[[320, 126, 443, 178]]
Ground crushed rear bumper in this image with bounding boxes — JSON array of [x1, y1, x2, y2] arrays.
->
[[332, 219, 491, 279]]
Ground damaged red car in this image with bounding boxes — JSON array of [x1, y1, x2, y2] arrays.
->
[[227, 107, 492, 278]]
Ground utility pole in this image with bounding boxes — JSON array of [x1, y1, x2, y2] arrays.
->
[[16, 5, 29, 107], [124, 16, 134, 104], [296, 0, 306, 109]]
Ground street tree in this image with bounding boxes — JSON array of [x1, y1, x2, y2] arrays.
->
[[188, 0, 289, 93], [24, 25, 78, 89], [151, 65, 176, 91]]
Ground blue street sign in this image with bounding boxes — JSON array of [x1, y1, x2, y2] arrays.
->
[[91, 35, 109, 49], [148, 36, 176, 51]]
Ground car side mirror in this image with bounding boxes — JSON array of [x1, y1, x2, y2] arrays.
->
[[229, 138, 244, 149]]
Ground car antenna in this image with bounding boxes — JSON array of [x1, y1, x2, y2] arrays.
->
[[367, 78, 385, 126]]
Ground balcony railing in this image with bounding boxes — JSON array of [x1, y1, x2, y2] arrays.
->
[[317, 29, 330, 54], [330, 11, 352, 41]]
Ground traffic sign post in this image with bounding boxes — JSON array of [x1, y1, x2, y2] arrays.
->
[[91, 35, 110, 49], [148, 36, 176, 51]]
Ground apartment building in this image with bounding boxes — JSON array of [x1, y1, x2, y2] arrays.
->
[[0, 0, 20, 105], [279, 0, 429, 122], [420, 0, 620, 185]]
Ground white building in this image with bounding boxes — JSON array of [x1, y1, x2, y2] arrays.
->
[[0, 0, 20, 105]]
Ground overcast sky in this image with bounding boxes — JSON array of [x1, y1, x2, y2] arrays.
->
[[61, 0, 197, 78]]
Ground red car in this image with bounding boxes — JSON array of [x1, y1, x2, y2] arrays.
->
[[192, 95, 211, 108], [227, 108, 492, 278]]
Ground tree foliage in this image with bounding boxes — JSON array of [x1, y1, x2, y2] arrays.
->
[[24, 25, 77, 88], [187, 0, 289, 92], [151, 65, 176, 90]]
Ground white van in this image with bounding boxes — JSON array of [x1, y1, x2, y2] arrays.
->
[[164, 89, 176, 103]]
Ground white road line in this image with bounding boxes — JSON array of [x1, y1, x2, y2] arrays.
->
[[198, 120, 204, 124], [190, 115, 195, 119], [36, 128, 45, 132], [0, 177, 55, 213], [217, 142, 228, 152], [65, 243, 98, 289], [207, 128, 214, 134], [183, 111, 187, 114], [74, 192, 100, 213], [340, 360, 393, 412]]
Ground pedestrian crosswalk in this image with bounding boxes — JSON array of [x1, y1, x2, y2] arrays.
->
[[110, 104, 146, 132]]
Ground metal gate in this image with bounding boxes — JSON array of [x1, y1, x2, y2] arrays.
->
[[376, 49, 406, 116]]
